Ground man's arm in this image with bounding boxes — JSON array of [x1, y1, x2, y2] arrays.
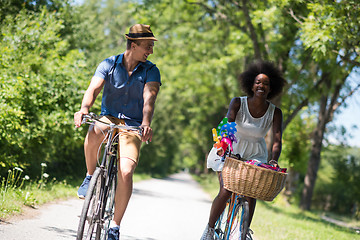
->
[[141, 81, 160, 142], [74, 76, 105, 127], [270, 107, 283, 166]]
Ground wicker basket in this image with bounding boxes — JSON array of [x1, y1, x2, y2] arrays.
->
[[222, 157, 287, 201]]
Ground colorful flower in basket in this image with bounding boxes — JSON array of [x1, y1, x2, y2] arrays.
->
[[212, 118, 238, 156]]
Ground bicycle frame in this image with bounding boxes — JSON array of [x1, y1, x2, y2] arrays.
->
[[214, 193, 249, 240], [77, 113, 142, 240], [214, 148, 250, 240]]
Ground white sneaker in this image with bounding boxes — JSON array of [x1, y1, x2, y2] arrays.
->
[[200, 224, 214, 240]]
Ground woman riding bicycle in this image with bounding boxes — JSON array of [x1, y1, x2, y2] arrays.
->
[[201, 60, 285, 240]]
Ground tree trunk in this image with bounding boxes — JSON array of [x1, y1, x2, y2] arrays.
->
[[284, 167, 299, 196], [300, 74, 344, 210], [300, 96, 326, 210], [241, 0, 262, 60]]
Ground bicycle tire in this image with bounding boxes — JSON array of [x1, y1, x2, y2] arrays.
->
[[239, 199, 250, 240], [98, 159, 117, 240], [77, 168, 103, 240]]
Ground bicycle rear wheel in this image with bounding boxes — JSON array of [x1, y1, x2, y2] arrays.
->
[[77, 168, 103, 240]]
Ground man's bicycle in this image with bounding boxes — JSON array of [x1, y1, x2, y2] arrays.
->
[[76, 113, 142, 240]]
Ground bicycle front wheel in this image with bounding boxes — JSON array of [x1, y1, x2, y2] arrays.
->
[[98, 168, 117, 240], [215, 195, 250, 240], [227, 198, 250, 240], [77, 168, 103, 240], [239, 199, 250, 240]]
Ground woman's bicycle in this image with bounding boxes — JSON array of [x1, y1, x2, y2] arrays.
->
[[213, 152, 252, 240], [214, 155, 286, 240], [210, 119, 286, 240], [76, 113, 142, 240]]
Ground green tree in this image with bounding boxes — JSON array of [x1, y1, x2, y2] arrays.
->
[[133, 0, 242, 175], [295, 0, 360, 210], [0, 7, 88, 178], [74, 0, 136, 69], [314, 145, 360, 217], [132, 0, 314, 176], [132, 1, 360, 214]]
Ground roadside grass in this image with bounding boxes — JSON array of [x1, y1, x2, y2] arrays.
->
[[0, 179, 75, 220], [194, 173, 360, 240], [133, 172, 152, 182], [252, 196, 358, 240], [0, 166, 151, 220]]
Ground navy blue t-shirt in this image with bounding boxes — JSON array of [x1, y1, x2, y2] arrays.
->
[[94, 53, 161, 126]]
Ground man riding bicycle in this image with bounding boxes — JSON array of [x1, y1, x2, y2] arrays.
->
[[74, 24, 161, 240]]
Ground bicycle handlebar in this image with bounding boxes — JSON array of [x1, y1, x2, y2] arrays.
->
[[81, 113, 142, 133]]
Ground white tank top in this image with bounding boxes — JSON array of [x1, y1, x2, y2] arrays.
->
[[233, 96, 275, 163]]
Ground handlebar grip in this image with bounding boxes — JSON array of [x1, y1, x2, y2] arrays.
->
[[89, 112, 97, 118], [81, 112, 95, 125]]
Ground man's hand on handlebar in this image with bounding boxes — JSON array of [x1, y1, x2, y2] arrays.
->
[[74, 110, 89, 128], [140, 125, 153, 142]]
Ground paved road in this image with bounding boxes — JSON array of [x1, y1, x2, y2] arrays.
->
[[0, 172, 212, 240]]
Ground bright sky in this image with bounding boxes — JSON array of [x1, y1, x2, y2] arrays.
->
[[331, 96, 360, 147]]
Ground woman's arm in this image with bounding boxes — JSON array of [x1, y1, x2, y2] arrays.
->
[[226, 97, 241, 122], [270, 107, 283, 164]]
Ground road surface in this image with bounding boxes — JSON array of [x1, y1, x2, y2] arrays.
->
[[0, 172, 213, 240]]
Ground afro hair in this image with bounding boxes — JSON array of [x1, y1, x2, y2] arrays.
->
[[239, 61, 285, 99]]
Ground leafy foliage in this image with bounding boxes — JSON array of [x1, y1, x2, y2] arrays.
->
[[0, 0, 359, 215], [300, 0, 360, 63], [133, 0, 242, 175], [314, 145, 360, 217], [0, 6, 88, 178]]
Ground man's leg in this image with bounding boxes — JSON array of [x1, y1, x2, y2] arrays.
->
[[112, 157, 137, 225], [78, 118, 109, 198], [84, 123, 107, 175], [106, 119, 142, 240], [108, 128, 141, 240]]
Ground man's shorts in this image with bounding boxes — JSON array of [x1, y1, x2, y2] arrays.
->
[[100, 115, 142, 164]]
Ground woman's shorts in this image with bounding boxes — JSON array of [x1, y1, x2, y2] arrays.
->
[[100, 115, 142, 164]]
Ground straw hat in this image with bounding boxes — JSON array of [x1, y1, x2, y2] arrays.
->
[[125, 24, 157, 41]]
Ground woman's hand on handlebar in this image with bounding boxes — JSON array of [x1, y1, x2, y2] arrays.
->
[[140, 125, 153, 142], [269, 159, 279, 168], [74, 110, 88, 128]]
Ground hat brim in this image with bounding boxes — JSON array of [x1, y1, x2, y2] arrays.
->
[[125, 35, 158, 41]]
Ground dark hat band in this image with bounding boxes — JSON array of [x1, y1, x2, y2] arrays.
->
[[126, 32, 155, 38]]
